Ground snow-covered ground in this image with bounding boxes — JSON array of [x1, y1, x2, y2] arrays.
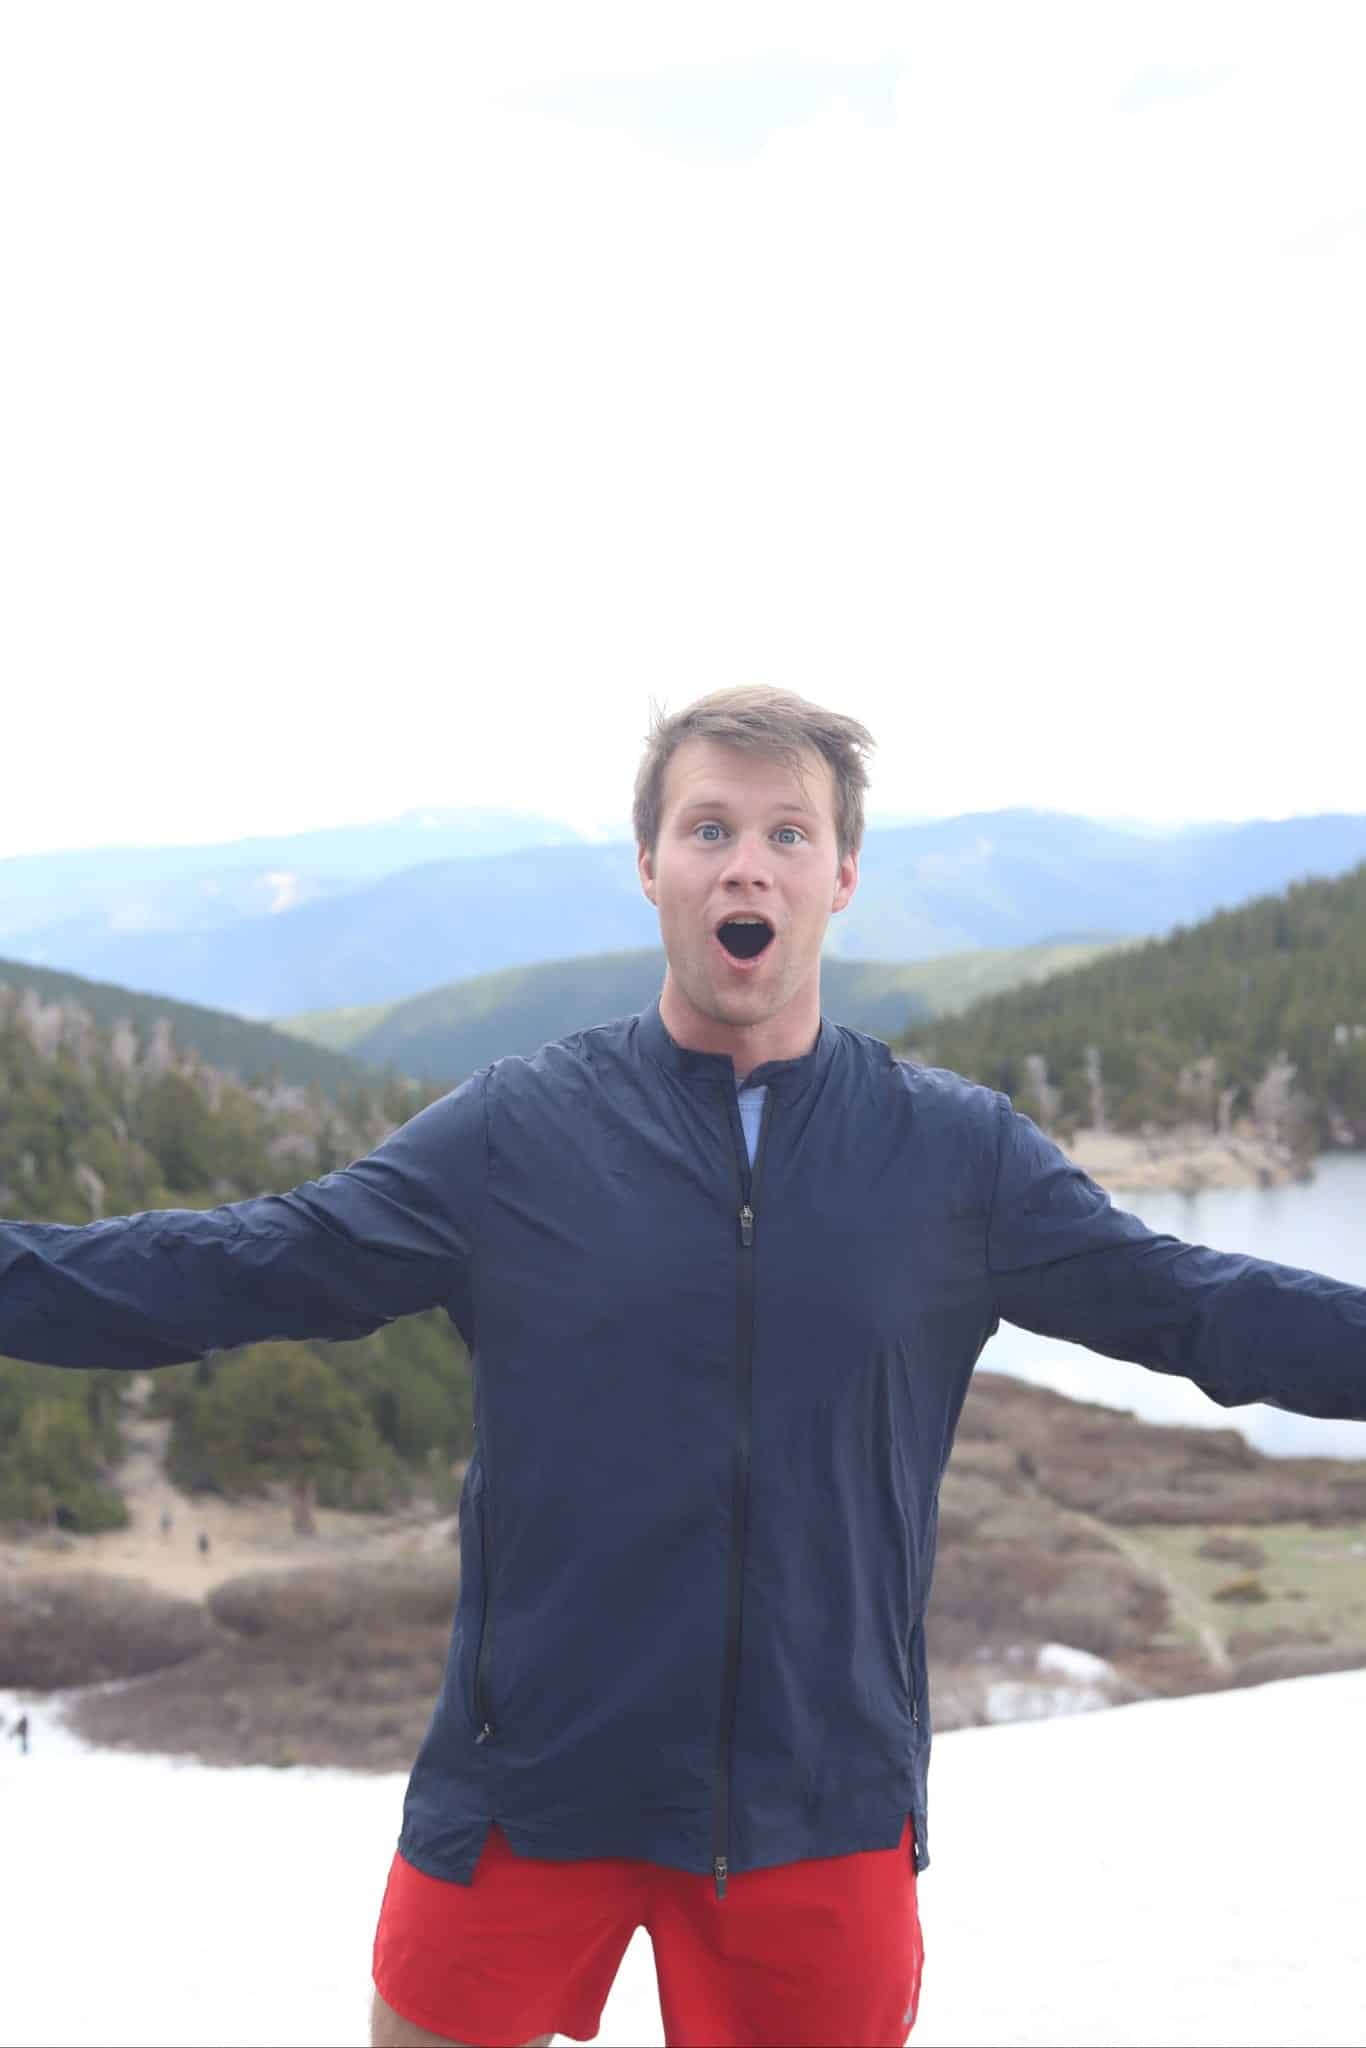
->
[[3, 1671, 1364, 2047]]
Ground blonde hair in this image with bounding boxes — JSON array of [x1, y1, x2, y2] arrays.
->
[[632, 685, 875, 862]]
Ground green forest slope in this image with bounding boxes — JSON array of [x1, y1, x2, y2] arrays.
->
[[0, 977, 456, 1530], [279, 938, 1124, 1082], [0, 932, 1112, 1533], [899, 862, 1366, 1152], [0, 954, 372, 1094]]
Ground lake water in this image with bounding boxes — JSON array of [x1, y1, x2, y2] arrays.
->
[[979, 1149, 1366, 1459]]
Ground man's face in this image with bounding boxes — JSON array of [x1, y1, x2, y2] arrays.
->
[[637, 737, 858, 1055]]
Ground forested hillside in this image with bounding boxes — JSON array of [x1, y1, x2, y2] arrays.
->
[[9, 854, 1365, 1538], [280, 938, 1123, 1083], [0, 954, 374, 1096], [900, 863, 1366, 1155], [0, 980, 460, 1531]]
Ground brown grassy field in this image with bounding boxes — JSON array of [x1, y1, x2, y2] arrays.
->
[[4, 1372, 1365, 1769]]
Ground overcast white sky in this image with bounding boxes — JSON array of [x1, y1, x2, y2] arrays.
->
[[3, 2, 1364, 858]]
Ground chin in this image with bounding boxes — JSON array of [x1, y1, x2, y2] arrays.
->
[[710, 987, 784, 1026]]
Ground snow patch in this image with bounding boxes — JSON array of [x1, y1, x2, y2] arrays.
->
[[1036, 1641, 1118, 1686], [984, 1641, 1122, 1722], [5, 1673, 1366, 2046], [264, 869, 303, 913]]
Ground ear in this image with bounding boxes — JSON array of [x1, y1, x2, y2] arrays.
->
[[637, 842, 658, 907], [831, 846, 859, 914]]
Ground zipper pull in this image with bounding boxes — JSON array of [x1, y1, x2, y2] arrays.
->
[[738, 1204, 754, 1248], [475, 1721, 495, 1744], [714, 1856, 728, 1900]]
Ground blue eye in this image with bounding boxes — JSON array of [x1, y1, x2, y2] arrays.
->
[[775, 828, 804, 846], [696, 823, 724, 842]]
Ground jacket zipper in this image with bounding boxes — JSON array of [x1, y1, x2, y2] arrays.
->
[[711, 1082, 773, 1901], [473, 1478, 496, 1743]]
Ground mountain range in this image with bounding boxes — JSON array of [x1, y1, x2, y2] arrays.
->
[[0, 807, 586, 956], [6, 808, 1366, 1022]]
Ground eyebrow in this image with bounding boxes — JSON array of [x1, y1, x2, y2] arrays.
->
[[678, 796, 820, 821]]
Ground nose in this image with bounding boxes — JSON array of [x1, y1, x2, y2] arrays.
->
[[718, 829, 775, 891]]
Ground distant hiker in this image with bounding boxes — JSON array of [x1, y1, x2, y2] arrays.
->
[[160, 1508, 173, 1539], [11, 1714, 29, 1755], [197, 1531, 210, 1559], [3, 685, 1366, 2048]]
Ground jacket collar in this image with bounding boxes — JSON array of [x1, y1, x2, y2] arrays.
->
[[636, 997, 837, 1095]]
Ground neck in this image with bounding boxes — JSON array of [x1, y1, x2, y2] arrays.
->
[[656, 975, 820, 1080]]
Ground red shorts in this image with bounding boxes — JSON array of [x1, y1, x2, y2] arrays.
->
[[373, 1816, 924, 2048]]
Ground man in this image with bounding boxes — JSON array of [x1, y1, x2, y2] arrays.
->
[[3, 684, 1364, 2048]]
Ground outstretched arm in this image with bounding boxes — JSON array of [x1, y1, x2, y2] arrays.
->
[[987, 1096, 1366, 1420], [0, 1071, 487, 1372]]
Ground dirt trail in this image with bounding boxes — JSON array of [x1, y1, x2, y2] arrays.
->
[[1, 1376, 456, 1598], [1069, 1511, 1234, 1677], [1009, 1459, 1234, 1679]]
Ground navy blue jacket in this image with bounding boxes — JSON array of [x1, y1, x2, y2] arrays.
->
[[3, 1001, 1365, 1893]]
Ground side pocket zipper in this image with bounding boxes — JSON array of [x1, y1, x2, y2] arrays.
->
[[473, 1484, 495, 1742]]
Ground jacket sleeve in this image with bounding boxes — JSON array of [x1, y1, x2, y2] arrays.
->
[[986, 1094, 1366, 1419], [0, 1069, 488, 1372]]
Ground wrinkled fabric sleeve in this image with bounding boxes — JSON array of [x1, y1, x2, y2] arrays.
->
[[986, 1095, 1366, 1419], [0, 1070, 489, 1372]]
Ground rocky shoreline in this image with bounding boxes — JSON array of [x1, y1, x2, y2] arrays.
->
[[1063, 1121, 1310, 1195]]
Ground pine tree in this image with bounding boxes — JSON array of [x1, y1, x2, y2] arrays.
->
[[184, 1344, 379, 1534]]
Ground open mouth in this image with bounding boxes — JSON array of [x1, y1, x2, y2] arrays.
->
[[715, 916, 775, 961]]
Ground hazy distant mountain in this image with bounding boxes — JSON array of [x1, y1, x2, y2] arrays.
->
[[278, 939, 1126, 1084], [6, 808, 1366, 1022], [0, 807, 585, 951], [823, 809, 1366, 960], [17, 844, 660, 1017]]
